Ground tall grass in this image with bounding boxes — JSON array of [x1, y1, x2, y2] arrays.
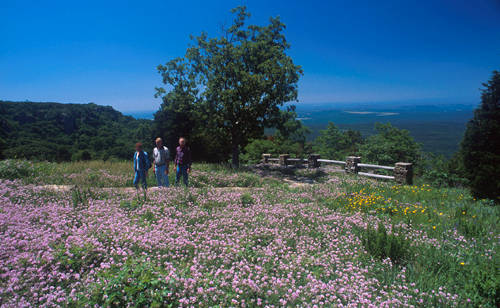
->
[[0, 160, 281, 188]]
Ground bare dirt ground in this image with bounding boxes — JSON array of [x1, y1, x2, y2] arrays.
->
[[34, 164, 347, 193], [35, 183, 304, 193]]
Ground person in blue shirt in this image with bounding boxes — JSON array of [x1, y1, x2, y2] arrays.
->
[[133, 142, 151, 192]]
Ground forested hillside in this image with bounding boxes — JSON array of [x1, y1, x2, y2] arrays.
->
[[0, 101, 152, 161]]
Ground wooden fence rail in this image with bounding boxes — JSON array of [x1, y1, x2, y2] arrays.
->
[[262, 153, 413, 185]]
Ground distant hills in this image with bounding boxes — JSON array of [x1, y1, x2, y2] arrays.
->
[[125, 103, 475, 157], [0, 100, 474, 161], [0, 101, 151, 161]]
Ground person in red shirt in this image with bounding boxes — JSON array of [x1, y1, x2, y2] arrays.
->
[[174, 137, 192, 186]]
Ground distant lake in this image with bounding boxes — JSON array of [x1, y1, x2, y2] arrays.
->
[[296, 104, 475, 157], [124, 111, 155, 120]]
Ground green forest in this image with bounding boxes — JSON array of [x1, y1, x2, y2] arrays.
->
[[0, 101, 151, 161]]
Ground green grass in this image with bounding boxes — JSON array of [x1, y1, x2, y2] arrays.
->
[[0, 159, 281, 188]]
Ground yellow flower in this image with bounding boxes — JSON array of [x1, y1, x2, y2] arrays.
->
[[462, 211, 466, 215], [432, 226, 436, 230], [460, 262, 465, 266]]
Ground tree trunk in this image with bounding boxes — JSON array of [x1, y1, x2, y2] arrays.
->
[[231, 142, 240, 169], [231, 127, 240, 168]]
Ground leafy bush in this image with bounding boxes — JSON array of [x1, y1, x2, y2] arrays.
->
[[76, 258, 178, 307], [313, 122, 362, 160], [420, 153, 467, 187], [71, 150, 92, 161], [120, 199, 142, 211], [241, 139, 276, 164], [240, 193, 254, 207], [53, 243, 103, 273], [360, 223, 413, 265], [360, 123, 422, 167], [241, 133, 311, 164], [0, 159, 36, 180]]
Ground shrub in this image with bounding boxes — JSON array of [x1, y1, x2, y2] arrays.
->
[[420, 153, 467, 187], [240, 193, 254, 207], [53, 243, 103, 274], [360, 123, 422, 167], [0, 159, 35, 180], [76, 258, 179, 307], [313, 122, 362, 160], [360, 223, 413, 265], [72, 150, 92, 161], [120, 199, 142, 211], [241, 139, 276, 164]]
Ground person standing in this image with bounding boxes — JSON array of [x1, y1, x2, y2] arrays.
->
[[152, 137, 170, 187], [133, 142, 151, 193], [174, 137, 192, 186]]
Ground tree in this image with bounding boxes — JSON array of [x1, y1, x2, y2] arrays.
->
[[420, 152, 467, 188], [272, 107, 311, 157], [241, 110, 311, 164], [153, 61, 230, 162], [313, 122, 362, 160], [240, 138, 276, 164], [156, 6, 302, 167], [154, 62, 197, 159], [461, 70, 500, 200], [360, 123, 421, 166]]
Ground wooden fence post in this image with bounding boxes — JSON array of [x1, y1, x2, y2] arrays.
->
[[308, 154, 320, 168], [394, 162, 413, 185], [279, 154, 290, 166], [262, 153, 271, 164], [345, 156, 361, 173]]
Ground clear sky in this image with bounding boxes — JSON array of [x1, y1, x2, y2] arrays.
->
[[1, 0, 499, 111]]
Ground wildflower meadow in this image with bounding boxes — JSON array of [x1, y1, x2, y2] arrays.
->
[[0, 160, 498, 307]]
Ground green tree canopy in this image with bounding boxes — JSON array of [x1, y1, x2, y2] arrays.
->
[[313, 122, 362, 160], [0, 101, 151, 162], [153, 60, 230, 162], [241, 109, 311, 164], [155, 6, 302, 167], [360, 123, 421, 166], [460, 70, 500, 200]]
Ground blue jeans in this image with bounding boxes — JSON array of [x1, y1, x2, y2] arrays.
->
[[133, 170, 147, 189], [155, 164, 169, 187], [175, 165, 189, 186]]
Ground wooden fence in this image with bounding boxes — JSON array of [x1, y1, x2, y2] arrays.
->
[[261, 154, 413, 185]]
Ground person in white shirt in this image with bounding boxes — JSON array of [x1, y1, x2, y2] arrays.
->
[[152, 137, 170, 187]]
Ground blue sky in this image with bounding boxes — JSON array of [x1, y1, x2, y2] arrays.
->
[[1, 0, 499, 111]]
